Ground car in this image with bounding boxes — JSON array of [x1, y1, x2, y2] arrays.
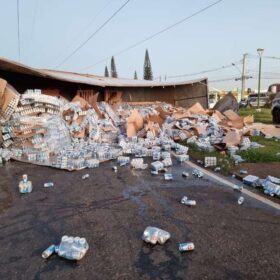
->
[[247, 93, 269, 107], [239, 98, 248, 107], [272, 93, 280, 123]]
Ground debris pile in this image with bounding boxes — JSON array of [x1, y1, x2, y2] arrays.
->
[[243, 174, 280, 197], [1, 79, 280, 170]]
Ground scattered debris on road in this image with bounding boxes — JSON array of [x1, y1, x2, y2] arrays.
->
[[44, 182, 54, 188], [238, 196, 245, 205], [142, 226, 171, 245], [82, 174, 90, 180], [42, 235, 89, 260], [179, 242, 195, 252], [18, 174, 32, 193], [243, 174, 280, 197], [192, 169, 204, 178], [181, 196, 196, 206]]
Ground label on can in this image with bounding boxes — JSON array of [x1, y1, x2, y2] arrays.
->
[[179, 242, 195, 252]]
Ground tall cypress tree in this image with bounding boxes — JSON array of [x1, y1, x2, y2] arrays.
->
[[134, 71, 138, 80], [143, 49, 153, 80], [110, 56, 118, 78], [104, 66, 109, 77]]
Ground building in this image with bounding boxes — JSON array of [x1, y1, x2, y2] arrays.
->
[[0, 56, 208, 108]]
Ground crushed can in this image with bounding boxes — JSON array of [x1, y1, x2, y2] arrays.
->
[[44, 182, 54, 188], [164, 173, 173, 181], [179, 242, 195, 252], [238, 196, 244, 205], [142, 226, 171, 245], [192, 169, 204, 178], [82, 174, 89, 180], [183, 200, 196, 206]]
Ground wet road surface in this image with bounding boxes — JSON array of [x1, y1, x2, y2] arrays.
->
[[0, 160, 279, 280]]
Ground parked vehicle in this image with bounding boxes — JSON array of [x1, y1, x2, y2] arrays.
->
[[247, 93, 269, 107], [239, 98, 248, 108], [272, 93, 280, 123]]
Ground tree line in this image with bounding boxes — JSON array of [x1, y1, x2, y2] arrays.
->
[[104, 49, 153, 80]]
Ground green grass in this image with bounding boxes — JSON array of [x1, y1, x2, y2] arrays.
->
[[239, 107, 272, 124], [180, 136, 280, 175], [180, 142, 234, 175], [237, 136, 280, 163]]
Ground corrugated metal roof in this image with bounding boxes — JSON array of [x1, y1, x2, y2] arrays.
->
[[0, 56, 207, 88]]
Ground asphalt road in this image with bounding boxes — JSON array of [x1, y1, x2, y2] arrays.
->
[[0, 160, 279, 280]]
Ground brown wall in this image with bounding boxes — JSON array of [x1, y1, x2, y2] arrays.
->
[[0, 70, 208, 108], [108, 79, 208, 108]]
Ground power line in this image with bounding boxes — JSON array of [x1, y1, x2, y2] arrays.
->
[[17, 0, 21, 61], [166, 61, 242, 79], [52, 0, 115, 66], [263, 55, 280, 60], [248, 69, 280, 76], [55, 0, 131, 69], [81, 0, 224, 71], [209, 76, 242, 83], [247, 53, 280, 60]]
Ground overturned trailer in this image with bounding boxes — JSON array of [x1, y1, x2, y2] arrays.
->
[[0, 57, 208, 108]]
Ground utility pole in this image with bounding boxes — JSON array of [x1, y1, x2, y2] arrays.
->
[[241, 53, 247, 100], [257, 48, 264, 110]]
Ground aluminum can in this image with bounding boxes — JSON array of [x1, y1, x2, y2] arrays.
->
[[238, 196, 244, 205], [44, 182, 54, 188], [184, 200, 196, 206], [42, 244, 56, 259], [179, 242, 195, 252], [82, 174, 89, 180]]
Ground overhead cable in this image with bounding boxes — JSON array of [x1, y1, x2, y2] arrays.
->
[[81, 0, 224, 71], [55, 0, 131, 69], [52, 0, 115, 65], [166, 61, 242, 79]]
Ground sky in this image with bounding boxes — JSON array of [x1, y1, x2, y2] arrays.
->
[[1, 0, 280, 92]]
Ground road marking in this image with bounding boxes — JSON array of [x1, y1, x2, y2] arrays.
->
[[186, 161, 280, 211]]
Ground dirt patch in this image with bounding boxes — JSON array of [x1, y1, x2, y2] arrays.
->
[[231, 162, 280, 179]]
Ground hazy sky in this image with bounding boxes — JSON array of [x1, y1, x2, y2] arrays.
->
[[1, 0, 280, 91]]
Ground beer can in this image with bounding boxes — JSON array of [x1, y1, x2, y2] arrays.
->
[[184, 200, 196, 206], [179, 242, 195, 252], [42, 244, 56, 259], [44, 182, 54, 188]]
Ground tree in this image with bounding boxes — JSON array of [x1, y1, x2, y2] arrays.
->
[[134, 71, 138, 80], [110, 56, 118, 78], [105, 66, 109, 77], [143, 49, 153, 80], [104, 66, 109, 77]]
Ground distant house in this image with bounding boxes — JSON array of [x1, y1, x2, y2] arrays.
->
[[0, 57, 209, 108]]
